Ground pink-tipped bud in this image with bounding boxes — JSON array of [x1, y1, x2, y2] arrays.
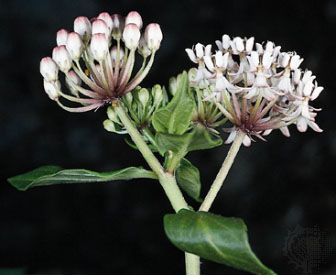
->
[[43, 79, 61, 100], [74, 16, 92, 40], [125, 11, 143, 29], [56, 29, 69, 46], [111, 14, 124, 39], [66, 70, 82, 86], [40, 57, 59, 81], [123, 24, 140, 50], [111, 14, 124, 30], [138, 37, 151, 58], [90, 33, 109, 61], [110, 46, 124, 64], [66, 70, 82, 96], [52, 46, 72, 72], [66, 32, 84, 60], [97, 12, 113, 31], [144, 23, 163, 51], [92, 19, 110, 39]]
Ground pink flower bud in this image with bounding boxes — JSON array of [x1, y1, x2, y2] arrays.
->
[[66, 32, 84, 60], [43, 79, 61, 100], [52, 45, 72, 72], [90, 33, 109, 61], [92, 19, 110, 39], [74, 16, 92, 40], [123, 24, 140, 50], [111, 14, 124, 29], [138, 37, 151, 57], [111, 14, 124, 39], [56, 29, 68, 46], [97, 12, 113, 31], [125, 11, 143, 29], [66, 70, 82, 96], [110, 46, 124, 63], [66, 70, 82, 86], [144, 23, 163, 51], [40, 57, 59, 81]]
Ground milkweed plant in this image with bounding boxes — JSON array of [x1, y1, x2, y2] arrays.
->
[[9, 11, 323, 275]]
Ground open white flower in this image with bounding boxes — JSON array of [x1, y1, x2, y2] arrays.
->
[[186, 34, 324, 146]]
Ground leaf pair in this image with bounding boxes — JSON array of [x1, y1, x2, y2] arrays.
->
[[151, 72, 222, 201]]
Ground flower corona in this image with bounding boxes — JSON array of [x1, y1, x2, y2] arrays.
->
[[186, 35, 323, 146], [40, 11, 163, 112]]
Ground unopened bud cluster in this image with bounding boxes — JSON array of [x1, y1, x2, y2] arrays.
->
[[186, 35, 323, 146], [104, 84, 166, 134], [40, 11, 163, 112]]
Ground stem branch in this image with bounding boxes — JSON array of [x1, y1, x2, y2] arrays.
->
[[114, 101, 201, 275]]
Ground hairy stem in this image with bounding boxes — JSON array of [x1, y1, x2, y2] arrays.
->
[[199, 131, 245, 212]]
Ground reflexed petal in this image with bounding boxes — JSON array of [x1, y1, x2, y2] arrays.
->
[[311, 85, 323, 100], [195, 43, 204, 58], [296, 117, 308, 132], [185, 48, 197, 63]]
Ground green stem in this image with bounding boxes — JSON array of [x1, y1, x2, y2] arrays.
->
[[114, 101, 188, 212], [199, 130, 245, 212], [186, 253, 201, 275], [114, 101, 201, 275]]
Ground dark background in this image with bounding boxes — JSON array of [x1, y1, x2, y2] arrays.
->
[[1, 0, 335, 274]]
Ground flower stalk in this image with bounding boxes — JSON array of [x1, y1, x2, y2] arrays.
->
[[199, 130, 245, 212]]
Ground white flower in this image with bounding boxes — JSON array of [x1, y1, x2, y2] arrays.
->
[[185, 43, 212, 64], [230, 36, 254, 54], [186, 34, 324, 144]]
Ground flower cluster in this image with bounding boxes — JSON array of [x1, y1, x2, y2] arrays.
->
[[40, 11, 163, 112], [186, 35, 323, 146]]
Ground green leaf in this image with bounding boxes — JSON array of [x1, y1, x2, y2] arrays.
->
[[8, 165, 157, 191], [155, 125, 223, 170], [188, 125, 223, 151], [176, 159, 202, 202], [152, 72, 195, 135], [164, 209, 276, 275]]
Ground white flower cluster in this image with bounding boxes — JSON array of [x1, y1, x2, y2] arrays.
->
[[186, 35, 323, 146], [40, 11, 163, 112]]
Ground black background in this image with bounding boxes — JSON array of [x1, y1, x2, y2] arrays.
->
[[1, 0, 335, 274]]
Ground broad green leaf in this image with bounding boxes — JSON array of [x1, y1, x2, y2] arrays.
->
[[8, 165, 157, 191], [188, 125, 222, 151], [156, 125, 223, 170], [176, 159, 202, 202], [164, 209, 276, 275], [152, 72, 195, 135], [156, 126, 222, 155]]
